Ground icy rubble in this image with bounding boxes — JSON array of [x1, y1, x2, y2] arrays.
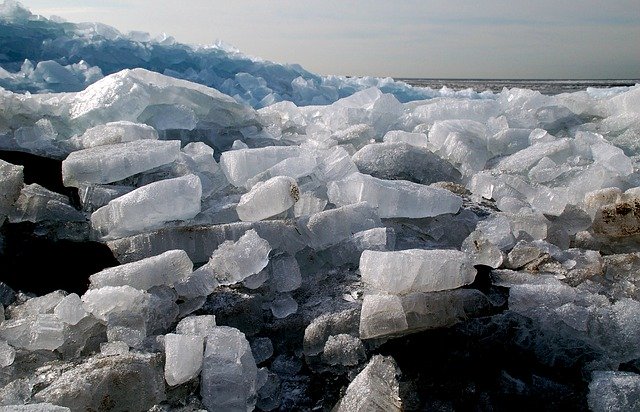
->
[[588, 371, 640, 412], [0, 2, 640, 410]]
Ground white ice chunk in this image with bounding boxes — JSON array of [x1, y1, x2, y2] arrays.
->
[[89, 249, 193, 290], [383, 130, 429, 148], [81, 286, 150, 322], [496, 138, 572, 174], [236, 176, 298, 221], [68, 121, 158, 149], [413, 98, 500, 124], [328, 173, 462, 218], [334, 355, 401, 411], [293, 192, 327, 217], [201, 326, 258, 412], [207, 229, 271, 286], [428, 120, 489, 176], [176, 315, 217, 336], [301, 202, 382, 250], [62, 139, 181, 187], [164, 333, 204, 386], [53, 293, 88, 325], [359, 294, 408, 340], [91, 174, 202, 238], [219, 146, 300, 187], [360, 249, 476, 294], [315, 146, 359, 183]]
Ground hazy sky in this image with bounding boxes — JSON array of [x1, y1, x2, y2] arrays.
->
[[23, 0, 640, 79]]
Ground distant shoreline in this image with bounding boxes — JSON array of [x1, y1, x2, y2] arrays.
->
[[395, 78, 639, 95]]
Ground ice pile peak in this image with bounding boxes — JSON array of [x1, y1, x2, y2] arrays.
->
[[0, 1, 487, 106]]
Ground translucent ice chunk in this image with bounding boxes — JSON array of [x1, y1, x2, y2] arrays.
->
[[383, 130, 429, 147], [9, 184, 85, 223], [236, 176, 299, 221], [164, 333, 204, 386], [428, 120, 489, 176], [359, 294, 408, 340], [328, 173, 462, 218], [77, 184, 134, 212], [89, 249, 193, 290], [175, 315, 217, 336], [293, 192, 327, 217], [219, 146, 300, 187], [315, 146, 359, 183], [270, 294, 298, 319], [300, 202, 382, 250], [0, 314, 65, 351], [201, 326, 258, 411], [62, 139, 181, 187], [53, 293, 88, 325], [413, 98, 500, 124], [100, 340, 130, 355], [81, 286, 150, 322], [0, 159, 24, 224], [269, 254, 302, 293], [333, 355, 402, 411], [496, 138, 572, 174], [207, 229, 271, 286], [360, 249, 476, 294], [91, 174, 202, 238], [68, 121, 158, 149]]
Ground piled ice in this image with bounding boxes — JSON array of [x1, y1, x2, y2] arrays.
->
[[1, 1, 640, 410], [0, 1, 478, 106]]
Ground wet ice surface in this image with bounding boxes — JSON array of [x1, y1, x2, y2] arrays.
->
[[0, 2, 640, 411]]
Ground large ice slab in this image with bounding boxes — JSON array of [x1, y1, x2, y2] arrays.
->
[[201, 326, 258, 411], [91, 174, 202, 238], [359, 289, 490, 339], [300, 202, 382, 250], [69, 68, 259, 132], [67, 121, 158, 149], [220, 146, 301, 187], [81, 285, 150, 323], [61, 139, 181, 187], [237, 176, 299, 221], [352, 142, 461, 184], [107, 220, 307, 264], [360, 249, 476, 295], [413, 98, 501, 124], [8, 183, 84, 223], [328, 173, 462, 218], [89, 249, 193, 290]]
